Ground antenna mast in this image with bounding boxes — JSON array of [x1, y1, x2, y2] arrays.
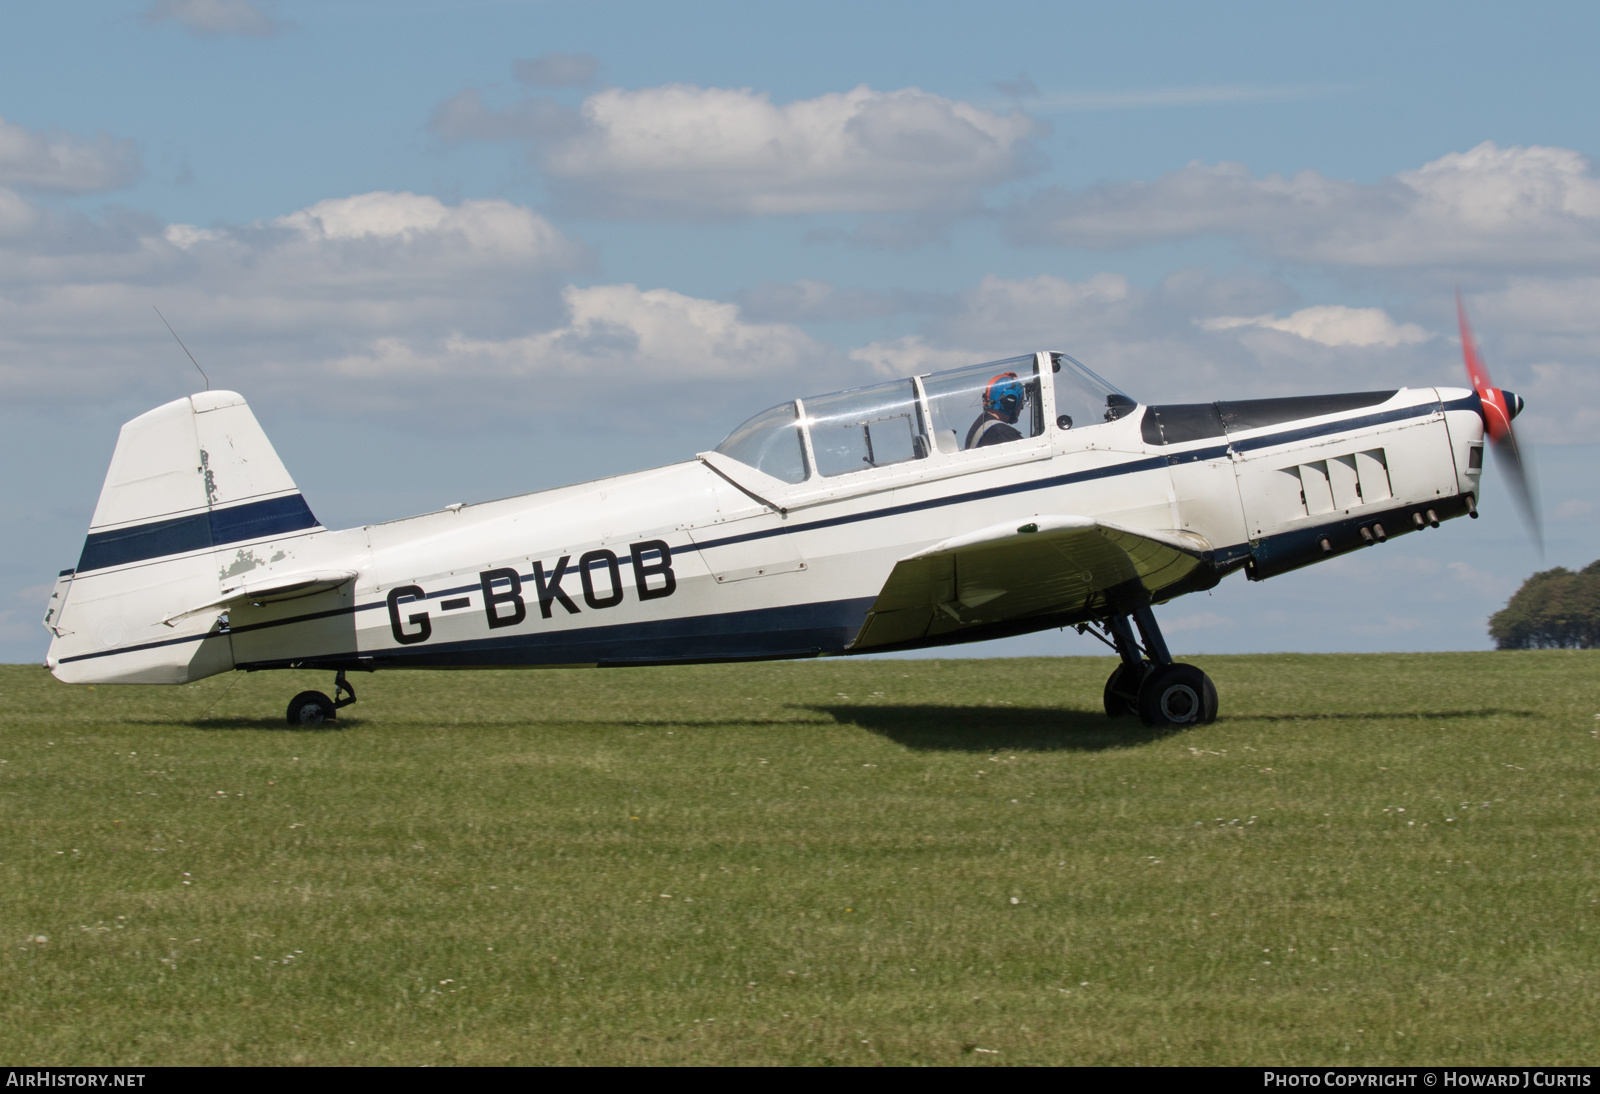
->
[[153, 306, 209, 390]]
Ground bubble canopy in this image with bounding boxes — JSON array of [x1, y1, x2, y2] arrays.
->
[[713, 352, 1134, 484]]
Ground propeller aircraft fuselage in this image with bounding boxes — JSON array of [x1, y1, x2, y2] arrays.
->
[[42, 347, 1515, 727]]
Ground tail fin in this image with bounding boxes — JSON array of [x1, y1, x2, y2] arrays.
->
[[46, 391, 322, 684]]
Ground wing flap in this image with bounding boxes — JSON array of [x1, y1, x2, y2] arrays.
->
[[851, 517, 1210, 650]]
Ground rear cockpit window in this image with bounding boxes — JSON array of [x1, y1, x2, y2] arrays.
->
[[805, 380, 926, 477]]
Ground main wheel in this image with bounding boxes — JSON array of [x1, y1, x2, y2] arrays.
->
[[1102, 663, 1143, 718], [1137, 663, 1218, 728], [287, 690, 338, 727]]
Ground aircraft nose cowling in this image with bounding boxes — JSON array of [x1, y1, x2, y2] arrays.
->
[[1475, 387, 1519, 441]]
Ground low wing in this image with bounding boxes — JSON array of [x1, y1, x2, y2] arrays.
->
[[850, 516, 1211, 650]]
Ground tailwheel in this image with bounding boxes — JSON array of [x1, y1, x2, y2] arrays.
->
[[287, 690, 338, 727], [1137, 663, 1218, 728], [1102, 662, 1144, 718], [286, 670, 358, 728]]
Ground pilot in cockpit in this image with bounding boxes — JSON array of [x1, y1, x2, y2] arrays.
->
[[964, 372, 1028, 449]]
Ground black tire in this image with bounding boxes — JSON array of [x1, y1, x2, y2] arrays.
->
[[1137, 663, 1216, 728], [1103, 662, 1143, 718], [287, 690, 338, 727]]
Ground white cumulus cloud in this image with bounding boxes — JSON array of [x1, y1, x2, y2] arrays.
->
[[328, 284, 830, 383], [1199, 306, 1433, 348], [143, 0, 288, 38], [0, 190, 592, 406], [0, 115, 141, 193], [0, 188, 39, 236], [1008, 141, 1600, 267], [550, 84, 1037, 217], [435, 82, 1040, 219], [157, 190, 586, 296], [0, 187, 851, 427], [273, 190, 573, 258]]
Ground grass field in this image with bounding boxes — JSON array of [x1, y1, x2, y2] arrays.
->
[[2, 652, 1598, 1066]]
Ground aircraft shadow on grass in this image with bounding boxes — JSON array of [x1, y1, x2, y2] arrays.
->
[[184, 716, 339, 731], [176, 715, 840, 732], [809, 704, 1188, 752], [809, 704, 1541, 752], [166, 706, 1536, 736], [169, 706, 1150, 741], [1226, 708, 1537, 724]]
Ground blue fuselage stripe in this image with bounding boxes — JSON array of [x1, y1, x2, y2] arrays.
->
[[304, 596, 882, 668]]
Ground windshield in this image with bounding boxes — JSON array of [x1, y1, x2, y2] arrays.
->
[[1051, 352, 1136, 429]]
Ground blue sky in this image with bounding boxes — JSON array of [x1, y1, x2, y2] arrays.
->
[[3, 0, 1597, 662]]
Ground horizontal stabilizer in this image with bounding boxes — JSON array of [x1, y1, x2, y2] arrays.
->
[[162, 569, 358, 626], [850, 516, 1211, 650]]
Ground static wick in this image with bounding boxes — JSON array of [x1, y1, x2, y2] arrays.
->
[[153, 305, 209, 391]]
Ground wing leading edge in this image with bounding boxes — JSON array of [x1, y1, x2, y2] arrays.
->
[[849, 516, 1212, 651]]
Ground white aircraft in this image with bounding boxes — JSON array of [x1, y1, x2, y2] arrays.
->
[[41, 302, 1535, 729]]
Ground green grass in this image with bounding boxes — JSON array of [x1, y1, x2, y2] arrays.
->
[[2, 652, 1598, 1065]]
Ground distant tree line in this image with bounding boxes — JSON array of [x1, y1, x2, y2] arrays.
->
[[1489, 560, 1600, 649]]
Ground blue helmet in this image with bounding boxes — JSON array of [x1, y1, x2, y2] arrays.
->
[[984, 372, 1027, 421]]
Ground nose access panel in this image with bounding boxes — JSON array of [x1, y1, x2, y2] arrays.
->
[[1233, 401, 1464, 580]]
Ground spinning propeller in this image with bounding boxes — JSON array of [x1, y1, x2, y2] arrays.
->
[[1457, 290, 1542, 552]]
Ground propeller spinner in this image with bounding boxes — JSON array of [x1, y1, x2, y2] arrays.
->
[[1457, 290, 1542, 552]]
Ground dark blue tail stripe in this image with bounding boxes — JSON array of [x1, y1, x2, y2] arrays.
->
[[76, 494, 319, 573]]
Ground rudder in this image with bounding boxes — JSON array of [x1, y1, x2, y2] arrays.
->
[[45, 391, 322, 684]]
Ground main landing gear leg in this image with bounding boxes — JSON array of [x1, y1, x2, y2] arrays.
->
[[285, 670, 358, 728], [1101, 613, 1148, 718], [1097, 604, 1218, 728]]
